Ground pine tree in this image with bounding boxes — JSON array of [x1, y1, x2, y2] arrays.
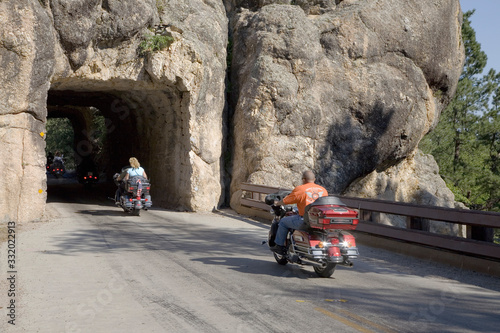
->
[[420, 10, 500, 213]]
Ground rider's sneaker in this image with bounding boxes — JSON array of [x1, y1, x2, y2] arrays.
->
[[270, 245, 287, 255]]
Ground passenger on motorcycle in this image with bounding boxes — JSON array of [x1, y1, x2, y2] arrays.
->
[[115, 157, 148, 202], [270, 170, 328, 255], [120, 157, 148, 181], [53, 151, 64, 163]]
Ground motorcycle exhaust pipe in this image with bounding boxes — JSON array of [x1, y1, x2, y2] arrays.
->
[[342, 260, 354, 267], [298, 257, 327, 268]]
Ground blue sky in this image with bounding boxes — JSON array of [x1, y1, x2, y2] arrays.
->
[[460, 0, 500, 74]]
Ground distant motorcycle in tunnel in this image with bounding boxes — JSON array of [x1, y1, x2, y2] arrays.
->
[[113, 168, 152, 216], [265, 192, 360, 278], [46, 152, 54, 174], [76, 158, 99, 187], [49, 160, 65, 178], [48, 151, 66, 178]]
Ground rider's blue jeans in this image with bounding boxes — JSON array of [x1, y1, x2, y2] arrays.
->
[[274, 214, 304, 246]]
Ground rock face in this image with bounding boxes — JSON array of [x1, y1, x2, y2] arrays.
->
[[229, 0, 464, 210], [0, 0, 55, 222], [343, 149, 466, 235], [0, 0, 465, 223]]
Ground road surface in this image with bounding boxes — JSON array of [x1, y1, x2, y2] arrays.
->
[[1, 180, 499, 332]]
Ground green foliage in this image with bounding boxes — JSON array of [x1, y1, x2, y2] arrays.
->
[[87, 109, 107, 158], [45, 118, 75, 168], [45, 109, 108, 170], [461, 10, 488, 79], [139, 33, 174, 55], [420, 10, 500, 213]]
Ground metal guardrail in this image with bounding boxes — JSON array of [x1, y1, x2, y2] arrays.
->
[[239, 183, 500, 261]]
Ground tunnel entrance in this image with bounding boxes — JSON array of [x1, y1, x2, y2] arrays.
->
[[46, 87, 192, 210]]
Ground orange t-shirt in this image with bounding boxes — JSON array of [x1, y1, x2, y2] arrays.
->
[[283, 182, 328, 216]]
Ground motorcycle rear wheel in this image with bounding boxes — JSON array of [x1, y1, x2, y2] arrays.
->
[[314, 263, 336, 278], [132, 209, 140, 216]]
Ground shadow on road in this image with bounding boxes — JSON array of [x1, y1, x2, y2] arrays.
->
[[192, 256, 322, 279], [76, 209, 131, 217]]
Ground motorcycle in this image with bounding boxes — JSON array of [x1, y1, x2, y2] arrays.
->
[[46, 153, 54, 174], [76, 159, 99, 187], [113, 170, 152, 216], [49, 159, 65, 178], [78, 170, 99, 186], [265, 192, 360, 278]]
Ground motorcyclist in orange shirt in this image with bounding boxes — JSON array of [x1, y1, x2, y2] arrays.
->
[[270, 170, 328, 254]]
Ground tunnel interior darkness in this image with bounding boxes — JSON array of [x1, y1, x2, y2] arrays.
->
[[46, 88, 192, 209]]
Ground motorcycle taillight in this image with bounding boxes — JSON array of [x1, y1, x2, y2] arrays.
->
[[328, 247, 341, 257], [329, 237, 340, 244], [343, 234, 356, 247]]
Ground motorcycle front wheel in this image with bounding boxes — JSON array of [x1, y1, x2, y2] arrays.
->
[[314, 263, 336, 278]]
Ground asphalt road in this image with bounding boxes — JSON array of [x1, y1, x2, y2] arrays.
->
[[1, 180, 500, 332]]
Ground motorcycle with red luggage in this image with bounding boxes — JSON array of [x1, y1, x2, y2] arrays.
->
[[113, 168, 152, 216], [265, 192, 360, 278]]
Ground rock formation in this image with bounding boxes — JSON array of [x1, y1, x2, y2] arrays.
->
[[343, 149, 467, 235], [228, 0, 464, 214], [0, 0, 465, 224]]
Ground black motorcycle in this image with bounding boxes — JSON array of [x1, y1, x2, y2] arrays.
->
[[46, 153, 54, 174], [76, 159, 99, 187], [49, 159, 65, 178]]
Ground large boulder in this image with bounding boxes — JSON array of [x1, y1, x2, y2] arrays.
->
[[343, 149, 466, 235], [229, 0, 464, 210]]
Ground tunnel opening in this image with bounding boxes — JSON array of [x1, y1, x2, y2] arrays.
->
[[45, 117, 75, 169], [46, 109, 107, 170], [46, 86, 193, 210]]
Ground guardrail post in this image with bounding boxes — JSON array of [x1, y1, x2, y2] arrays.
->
[[360, 210, 370, 222]]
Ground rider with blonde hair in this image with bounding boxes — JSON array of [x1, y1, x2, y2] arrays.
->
[[115, 157, 148, 203], [123, 157, 148, 180]]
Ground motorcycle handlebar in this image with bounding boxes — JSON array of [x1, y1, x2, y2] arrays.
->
[[270, 204, 297, 218]]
